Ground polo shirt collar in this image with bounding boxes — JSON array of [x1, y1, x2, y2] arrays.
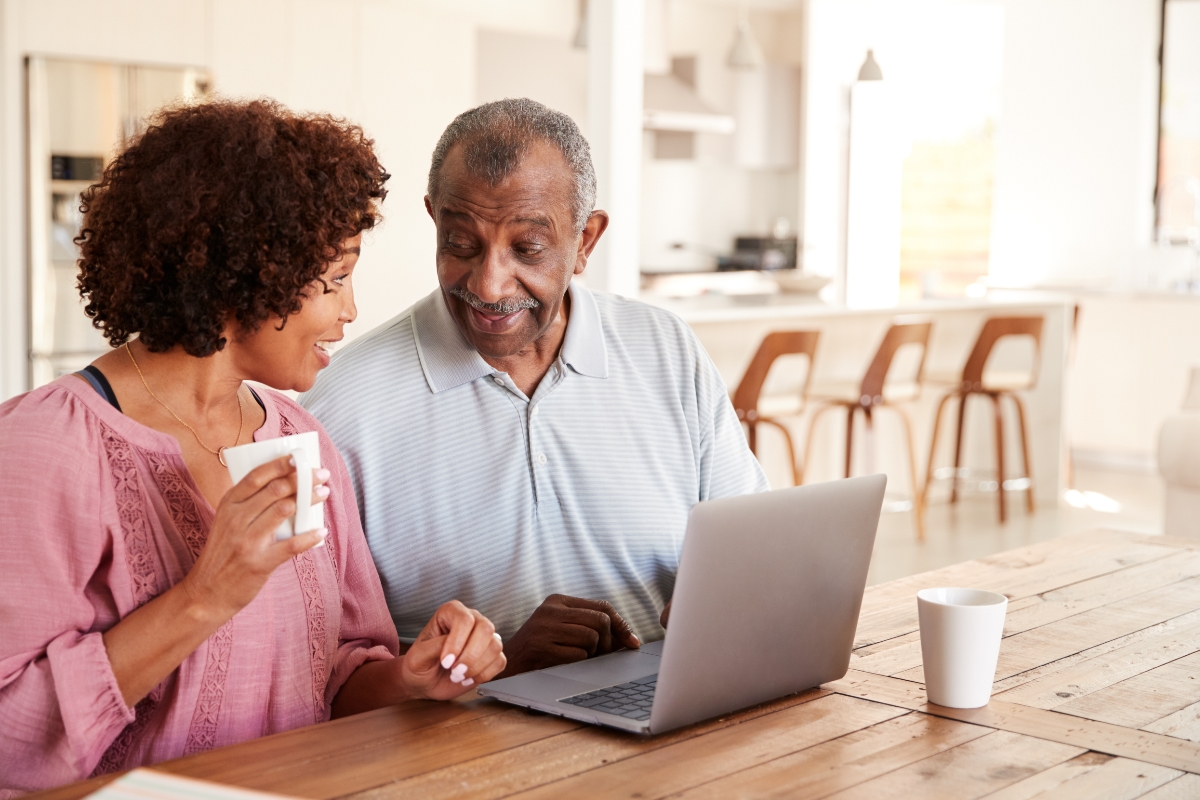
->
[[412, 282, 608, 394]]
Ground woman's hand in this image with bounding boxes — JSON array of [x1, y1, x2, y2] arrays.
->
[[181, 455, 331, 620], [399, 601, 507, 701]]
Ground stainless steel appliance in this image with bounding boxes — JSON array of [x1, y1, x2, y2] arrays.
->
[[27, 57, 210, 388]]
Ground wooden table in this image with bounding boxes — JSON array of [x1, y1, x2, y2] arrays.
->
[[33, 530, 1200, 799]]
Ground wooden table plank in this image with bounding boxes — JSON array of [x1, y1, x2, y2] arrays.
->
[[853, 534, 1180, 650], [996, 618, 1200, 710], [985, 756, 1180, 800], [494, 694, 906, 800], [991, 610, 1200, 696], [1139, 774, 1200, 798], [980, 752, 1117, 800], [1051, 652, 1200, 727], [818, 729, 1085, 800], [671, 713, 991, 799], [1143, 702, 1200, 742], [166, 705, 577, 798], [826, 671, 1200, 774], [344, 688, 833, 800], [852, 551, 1200, 679], [898, 593, 1200, 689]]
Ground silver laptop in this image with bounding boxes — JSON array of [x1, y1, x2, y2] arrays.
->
[[478, 474, 886, 734]]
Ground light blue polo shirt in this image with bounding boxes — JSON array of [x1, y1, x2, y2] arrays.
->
[[301, 284, 768, 642]]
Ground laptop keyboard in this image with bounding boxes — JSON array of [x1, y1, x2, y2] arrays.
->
[[560, 674, 657, 721]]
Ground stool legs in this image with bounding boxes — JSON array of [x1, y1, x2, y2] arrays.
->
[[896, 407, 925, 541], [844, 405, 856, 479], [992, 392, 1007, 523], [922, 392, 955, 509], [1010, 392, 1036, 513], [951, 394, 968, 504]]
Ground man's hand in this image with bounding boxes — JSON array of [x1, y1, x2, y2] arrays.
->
[[499, 594, 641, 677]]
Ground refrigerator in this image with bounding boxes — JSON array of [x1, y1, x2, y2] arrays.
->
[[26, 56, 211, 388]]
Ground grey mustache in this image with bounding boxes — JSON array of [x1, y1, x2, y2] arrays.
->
[[450, 287, 541, 315]]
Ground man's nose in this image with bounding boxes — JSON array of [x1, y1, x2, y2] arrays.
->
[[467, 245, 518, 302]]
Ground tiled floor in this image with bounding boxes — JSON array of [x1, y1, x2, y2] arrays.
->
[[864, 466, 1165, 585]]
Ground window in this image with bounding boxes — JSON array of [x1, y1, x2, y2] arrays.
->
[[1157, 0, 1200, 243]]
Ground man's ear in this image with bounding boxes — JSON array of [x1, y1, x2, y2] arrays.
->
[[424, 195, 435, 220], [573, 211, 610, 276]]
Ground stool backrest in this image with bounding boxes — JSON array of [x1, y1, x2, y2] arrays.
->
[[961, 315, 1044, 391], [860, 320, 933, 401], [732, 330, 820, 417]]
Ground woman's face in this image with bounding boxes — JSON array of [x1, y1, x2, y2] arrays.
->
[[232, 234, 361, 392]]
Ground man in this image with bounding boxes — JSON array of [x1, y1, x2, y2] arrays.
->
[[302, 98, 768, 676]]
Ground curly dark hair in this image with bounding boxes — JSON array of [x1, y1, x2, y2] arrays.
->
[[76, 98, 389, 357]]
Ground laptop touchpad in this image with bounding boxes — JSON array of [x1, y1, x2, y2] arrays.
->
[[542, 647, 662, 687]]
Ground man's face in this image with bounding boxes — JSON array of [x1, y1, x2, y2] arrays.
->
[[426, 140, 605, 360]]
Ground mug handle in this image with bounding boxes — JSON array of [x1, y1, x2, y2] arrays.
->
[[291, 448, 313, 535]]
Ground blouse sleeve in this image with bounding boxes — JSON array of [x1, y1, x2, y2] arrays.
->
[[0, 388, 135, 794], [317, 430, 399, 706]]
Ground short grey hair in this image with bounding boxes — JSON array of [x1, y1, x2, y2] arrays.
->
[[427, 98, 597, 233]]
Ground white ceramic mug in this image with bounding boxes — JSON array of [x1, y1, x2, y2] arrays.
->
[[917, 587, 1008, 708], [224, 431, 324, 545]]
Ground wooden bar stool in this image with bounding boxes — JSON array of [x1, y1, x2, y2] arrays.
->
[[922, 315, 1043, 523], [731, 330, 820, 486], [803, 319, 932, 539]]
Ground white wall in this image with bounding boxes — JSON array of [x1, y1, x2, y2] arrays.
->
[[988, 0, 1162, 289], [0, 0, 577, 400], [801, 0, 1164, 291]]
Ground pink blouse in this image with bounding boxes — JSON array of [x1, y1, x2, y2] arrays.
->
[[0, 377, 399, 796]]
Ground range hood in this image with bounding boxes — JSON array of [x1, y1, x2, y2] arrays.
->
[[643, 70, 735, 135]]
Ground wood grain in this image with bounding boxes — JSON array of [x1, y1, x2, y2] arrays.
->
[[819, 729, 1084, 800], [852, 551, 1200, 679], [348, 688, 833, 800], [827, 671, 1200, 774], [26, 531, 1200, 800], [500, 694, 905, 799], [996, 618, 1200, 710], [672, 713, 991, 799], [980, 752, 1116, 800], [1052, 652, 1200, 727], [852, 534, 1174, 650], [1018, 757, 1180, 799], [1138, 774, 1200, 798], [1143, 701, 1200, 743]]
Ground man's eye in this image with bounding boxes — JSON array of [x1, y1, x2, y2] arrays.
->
[[516, 244, 545, 257]]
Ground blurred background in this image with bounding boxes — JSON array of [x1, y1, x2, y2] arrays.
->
[[2, 0, 1199, 578]]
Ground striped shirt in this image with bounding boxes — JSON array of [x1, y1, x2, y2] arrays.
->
[[300, 284, 768, 642]]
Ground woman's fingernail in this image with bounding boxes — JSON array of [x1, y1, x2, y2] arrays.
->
[[450, 673, 463, 684], [451, 663, 468, 680], [462, 678, 474, 687], [289, 456, 296, 467], [440, 654, 456, 670], [493, 633, 503, 643], [316, 468, 331, 481], [316, 527, 328, 539], [315, 485, 330, 499], [631, 634, 641, 646]]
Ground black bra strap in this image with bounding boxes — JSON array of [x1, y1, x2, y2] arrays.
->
[[76, 365, 265, 416], [77, 365, 121, 412]]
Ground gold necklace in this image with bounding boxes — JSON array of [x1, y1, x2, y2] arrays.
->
[[125, 342, 245, 466]]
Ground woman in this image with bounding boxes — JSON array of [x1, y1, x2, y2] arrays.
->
[[0, 99, 505, 794]]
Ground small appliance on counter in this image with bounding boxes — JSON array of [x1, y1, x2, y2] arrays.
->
[[717, 236, 798, 271]]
